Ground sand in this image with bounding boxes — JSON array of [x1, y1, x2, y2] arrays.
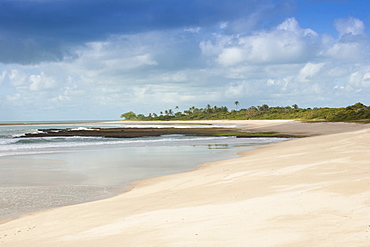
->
[[1, 120, 370, 246]]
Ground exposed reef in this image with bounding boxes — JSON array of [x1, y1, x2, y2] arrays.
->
[[17, 127, 297, 139]]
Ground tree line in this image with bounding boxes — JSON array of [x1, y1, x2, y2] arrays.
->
[[121, 102, 370, 122]]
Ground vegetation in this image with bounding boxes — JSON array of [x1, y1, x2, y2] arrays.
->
[[120, 102, 370, 122], [120, 111, 137, 120]]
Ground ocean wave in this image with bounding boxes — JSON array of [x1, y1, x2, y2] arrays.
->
[[69, 127, 97, 131], [0, 138, 18, 145], [0, 123, 287, 157], [0, 135, 237, 156]]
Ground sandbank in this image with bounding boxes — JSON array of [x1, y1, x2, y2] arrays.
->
[[1, 120, 370, 246]]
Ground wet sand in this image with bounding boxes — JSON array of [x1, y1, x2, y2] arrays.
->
[[0, 157, 115, 220], [1, 120, 370, 246]]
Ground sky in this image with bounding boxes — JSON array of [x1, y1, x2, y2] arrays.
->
[[0, 0, 370, 121]]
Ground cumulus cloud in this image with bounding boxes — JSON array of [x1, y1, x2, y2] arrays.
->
[[203, 18, 318, 66], [9, 70, 27, 86], [0, 71, 6, 84], [319, 18, 369, 62], [325, 41, 368, 61], [218, 48, 245, 66], [277, 17, 317, 36], [1, 12, 370, 120], [334, 17, 365, 36], [29, 72, 56, 91], [297, 63, 326, 82], [348, 67, 370, 88], [0, 0, 289, 65]]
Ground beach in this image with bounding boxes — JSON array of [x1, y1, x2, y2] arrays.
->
[[1, 121, 286, 220], [1, 120, 370, 246]]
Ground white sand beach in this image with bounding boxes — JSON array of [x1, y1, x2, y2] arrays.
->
[[1, 120, 370, 246]]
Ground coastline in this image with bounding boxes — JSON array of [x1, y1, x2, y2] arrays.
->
[[1, 130, 268, 220], [1, 120, 370, 246]]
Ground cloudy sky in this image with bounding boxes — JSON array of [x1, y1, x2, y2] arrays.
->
[[0, 0, 369, 121]]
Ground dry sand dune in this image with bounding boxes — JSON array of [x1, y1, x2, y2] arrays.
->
[[1, 120, 370, 246]]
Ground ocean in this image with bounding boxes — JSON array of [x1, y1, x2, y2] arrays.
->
[[0, 122, 288, 220]]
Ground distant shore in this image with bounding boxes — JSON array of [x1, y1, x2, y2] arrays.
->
[[3, 119, 369, 137], [1, 120, 370, 246]]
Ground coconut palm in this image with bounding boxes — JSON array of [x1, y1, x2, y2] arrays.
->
[[234, 101, 240, 111]]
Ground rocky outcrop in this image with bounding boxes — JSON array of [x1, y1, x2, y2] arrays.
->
[[18, 127, 237, 138]]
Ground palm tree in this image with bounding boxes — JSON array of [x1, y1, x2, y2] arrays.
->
[[206, 104, 211, 113], [175, 106, 180, 114], [234, 101, 240, 111], [189, 106, 195, 114]]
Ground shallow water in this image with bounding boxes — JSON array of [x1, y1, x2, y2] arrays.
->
[[0, 123, 288, 220]]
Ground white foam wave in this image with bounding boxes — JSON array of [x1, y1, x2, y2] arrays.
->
[[0, 123, 288, 157], [0, 138, 18, 145], [0, 135, 235, 157], [70, 127, 97, 131]]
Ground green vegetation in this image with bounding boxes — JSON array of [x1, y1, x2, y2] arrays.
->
[[120, 111, 137, 120], [121, 102, 370, 122]]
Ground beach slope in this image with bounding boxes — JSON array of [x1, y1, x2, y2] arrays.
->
[[1, 120, 370, 246]]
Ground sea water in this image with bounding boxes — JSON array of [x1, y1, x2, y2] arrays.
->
[[0, 122, 288, 219]]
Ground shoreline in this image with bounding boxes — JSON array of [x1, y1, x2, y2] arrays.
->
[[0, 135, 262, 221], [2, 120, 286, 221], [3, 118, 369, 137], [1, 120, 370, 246]]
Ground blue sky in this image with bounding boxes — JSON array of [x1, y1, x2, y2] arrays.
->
[[0, 0, 370, 121]]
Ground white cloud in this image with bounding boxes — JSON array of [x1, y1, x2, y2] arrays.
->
[[160, 72, 188, 82], [220, 22, 228, 29], [1, 16, 370, 120], [318, 18, 368, 62], [0, 71, 6, 84], [325, 41, 367, 61], [348, 68, 370, 88], [9, 70, 27, 86], [297, 63, 325, 82], [205, 18, 318, 66], [51, 77, 83, 103], [334, 17, 365, 36], [134, 54, 158, 66], [200, 35, 234, 57], [131, 86, 148, 100], [277, 17, 317, 36], [267, 79, 275, 86], [184, 27, 201, 33], [362, 72, 370, 87], [217, 47, 245, 66], [6, 93, 20, 102], [225, 81, 245, 97], [325, 65, 351, 78], [265, 76, 292, 91], [240, 31, 307, 64], [29, 72, 56, 91], [73, 35, 160, 78]]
